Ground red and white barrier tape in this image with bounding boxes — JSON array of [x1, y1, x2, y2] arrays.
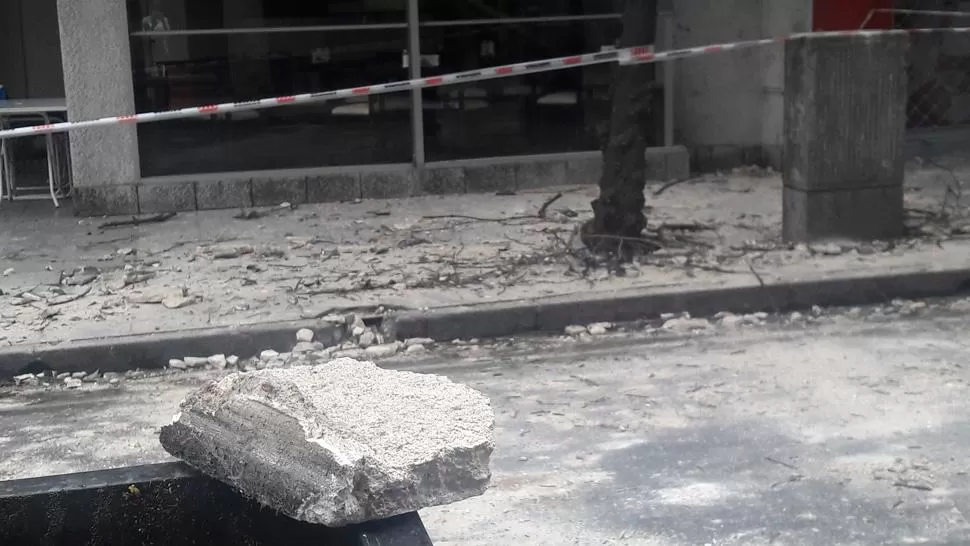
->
[[621, 26, 970, 65], [2, 25, 969, 140]]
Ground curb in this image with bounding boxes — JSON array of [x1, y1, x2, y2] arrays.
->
[[0, 320, 346, 378], [2, 267, 970, 378], [390, 268, 970, 340]]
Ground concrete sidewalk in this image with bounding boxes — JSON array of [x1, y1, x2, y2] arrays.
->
[[1, 164, 969, 365]]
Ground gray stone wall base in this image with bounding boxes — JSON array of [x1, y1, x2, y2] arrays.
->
[[71, 146, 690, 216], [782, 186, 904, 243]]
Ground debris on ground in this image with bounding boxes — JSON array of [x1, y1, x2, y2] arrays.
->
[[159, 359, 494, 526], [98, 212, 176, 229]]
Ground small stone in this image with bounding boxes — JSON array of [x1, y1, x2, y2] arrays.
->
[[103, 372, 121, 380], [71, 372, 87, 379], [809, 243, 843, 256], [406, 344, 428, 354], [519, 456, 530, 462], [83, 371, 101, 382], [333, 348, 367, 360], [714, 311, 733, 320], [296, 328, 315, 343], [169, 359, 188, 370], [13, 373, 36, 386], [109, 378, 120, 385], [719, 315, 745, 328], [226, 355, 240, 367], [587, 324, 609, 336], [811, 305, 823, 317], [292, 342, 317, 354], [162, 294, 197, 310], [564, 325, 587, 336], [117, 247, 135, 256], [321, 314, 346, 324], [56, 372, 71, 380], [208, 354, 228, 369], [260, 350, 280, 362], [64, 377, 83, 389], [2, 267, 14, 276], [753, 312, 769, 320], [404, 338, 434, 348], [660, 313, 677, 320], [358, 331, 377, 348], [365, 343, 402, 358], [789, 311, 804, 322], [210, 244, 255, 260], [662, 318, 711, 332], [352, 325, 367, 337], [184, 356, 209, 368]]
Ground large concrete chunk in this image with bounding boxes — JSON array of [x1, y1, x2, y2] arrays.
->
[[159, 358, 494, 527]]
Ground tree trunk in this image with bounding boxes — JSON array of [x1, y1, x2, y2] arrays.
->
[[583, 0, 658, 257]]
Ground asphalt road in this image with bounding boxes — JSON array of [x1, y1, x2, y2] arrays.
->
[[3, 302, 970, 545]]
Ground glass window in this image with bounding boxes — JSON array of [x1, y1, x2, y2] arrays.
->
[[418, 3, 625, 161], [127, 0, 411, 177]]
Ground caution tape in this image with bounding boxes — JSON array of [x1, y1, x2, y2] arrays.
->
[[621, 26, 970, 65], [2, 25, 970, 140]]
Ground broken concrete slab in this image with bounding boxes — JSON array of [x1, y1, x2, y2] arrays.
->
[[159, 358, 494, 527]]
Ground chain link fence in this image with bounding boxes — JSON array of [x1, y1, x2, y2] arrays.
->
[[865, 2, 970, 130]]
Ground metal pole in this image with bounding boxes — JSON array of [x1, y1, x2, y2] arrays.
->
[[407, 0, 425, 168], [662, 11, 674, 148]]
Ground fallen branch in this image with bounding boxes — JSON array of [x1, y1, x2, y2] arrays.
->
[[765, 456, 799, 471], [421, 213, 534, 223], [537, 192, 564, 219], [892, 480, 933, 492], [422, 192, 567, 223], [652, 176, 701, 196], [99, 212, 176, 229], [656, 222, 716, 232]]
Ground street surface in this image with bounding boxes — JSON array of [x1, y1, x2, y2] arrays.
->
[[2, 300, 970, 544]]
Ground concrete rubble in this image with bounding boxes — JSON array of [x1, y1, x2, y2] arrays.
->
[[159, 358, 495, 527], [3, 169, 968, 351]]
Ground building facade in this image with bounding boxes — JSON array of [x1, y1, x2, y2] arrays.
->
[[0, 0, 832, 216]]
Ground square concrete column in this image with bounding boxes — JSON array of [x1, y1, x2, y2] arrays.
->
[[57, 0, 141, 215], [782, 33, 907, 243]]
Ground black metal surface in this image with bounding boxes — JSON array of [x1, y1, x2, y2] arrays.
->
[[0, 462, 434, 546]]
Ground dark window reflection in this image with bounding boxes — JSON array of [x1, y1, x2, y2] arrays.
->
[[127, 0, 411, 176], [419, 15, 624, 161]]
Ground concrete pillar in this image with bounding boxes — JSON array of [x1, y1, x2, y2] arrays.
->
[[782, 34, 907, 243], [57, 0, 140, 215]]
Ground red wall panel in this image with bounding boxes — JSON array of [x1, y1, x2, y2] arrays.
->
[[813, 0, 895, 31]]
